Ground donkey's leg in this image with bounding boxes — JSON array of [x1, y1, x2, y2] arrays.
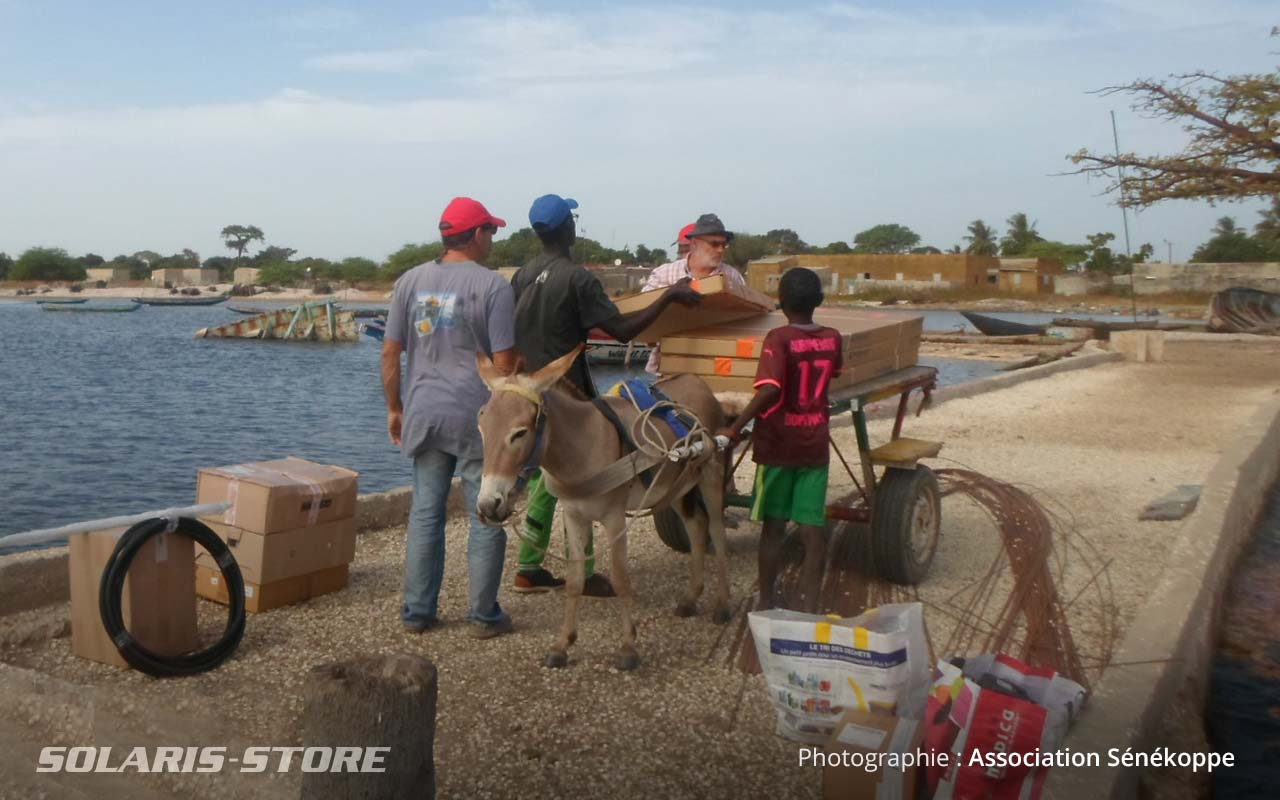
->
[[546, 509, 589, 668], [604, 507, 639, 671], [701, 464, 732, 624], [673, 489, 709, 618]]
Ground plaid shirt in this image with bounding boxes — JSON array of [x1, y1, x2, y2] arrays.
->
[[641, 259, 747, 373]]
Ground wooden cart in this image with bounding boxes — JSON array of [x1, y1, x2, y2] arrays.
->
[[654, 365, 942, 585]]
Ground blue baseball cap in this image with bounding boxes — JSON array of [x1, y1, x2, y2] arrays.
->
[[528, 194, 579, 231]]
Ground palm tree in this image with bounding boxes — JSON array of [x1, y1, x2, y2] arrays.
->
[[1211, 216, 1241, 237], [1254, 197, 1280, 242], [964, 220, 999, 256], [1000, 212, 1043, 256]]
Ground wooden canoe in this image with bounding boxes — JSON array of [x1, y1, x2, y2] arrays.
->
[[195, 300, 358, 341]]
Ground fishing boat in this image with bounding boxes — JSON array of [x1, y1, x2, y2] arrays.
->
[[41, 303, 140, 313], [195, 299, 358, 341], [34, 298, 88, 305], [132, 294, 228, 306], [346, 307, 389, 319], [1208, 287, 1279, 334], [960, 311, 1047, 336], [1051, 317, 1161, 332], [585, 338, 653, 366], [362, 316, 387, 341]]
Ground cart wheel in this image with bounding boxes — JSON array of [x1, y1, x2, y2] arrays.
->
[[654, 507, 691, 553], [653, 506, 720, 554], [871, 465, 941, 585]]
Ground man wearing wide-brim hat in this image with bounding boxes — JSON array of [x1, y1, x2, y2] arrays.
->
[[642, 213, 748, 374]]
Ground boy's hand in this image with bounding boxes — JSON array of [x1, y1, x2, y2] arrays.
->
[[715, 426, 740, 445]]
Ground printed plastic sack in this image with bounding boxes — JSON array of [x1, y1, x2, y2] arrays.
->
[[935, 680, 1053, 800], [959, 653, 1086, 747], [748, 603, 930, 744], [925, 655, 1087, 800]]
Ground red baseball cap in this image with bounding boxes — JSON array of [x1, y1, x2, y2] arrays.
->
[[439, 197, 506, 234], [673, 223, 696, 245]]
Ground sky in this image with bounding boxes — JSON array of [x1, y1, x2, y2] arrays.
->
[[0, 0, 1276, 263]]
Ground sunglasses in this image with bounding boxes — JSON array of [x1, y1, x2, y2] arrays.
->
[[697, 238, 730, 250]]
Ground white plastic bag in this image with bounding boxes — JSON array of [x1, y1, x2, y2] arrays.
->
[[748, 602, 931, 744]]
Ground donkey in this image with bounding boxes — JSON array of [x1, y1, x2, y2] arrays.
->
[[475, 346, 731, 671]]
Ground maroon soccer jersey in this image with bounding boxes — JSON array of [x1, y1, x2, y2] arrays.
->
[[750, 324, 844, 467]]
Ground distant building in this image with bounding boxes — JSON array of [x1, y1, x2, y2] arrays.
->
[[746, 254, 992, 294], [992, 258, 1064, 294], [1122, 262, 1280, 294], [233, 267, 261, 285], [151, 267, 220, 287], [84, 266, 132, 286]]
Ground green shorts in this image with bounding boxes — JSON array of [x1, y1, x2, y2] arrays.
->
[[750, 465, 828, 527]]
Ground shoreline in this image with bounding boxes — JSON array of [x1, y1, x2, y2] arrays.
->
[[2, 282, 1210, 317]]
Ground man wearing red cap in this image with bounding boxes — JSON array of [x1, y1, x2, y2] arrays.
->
[[641, 213, 747, 373], [383, 196, 519, 639], [675, 222, 695, 259]]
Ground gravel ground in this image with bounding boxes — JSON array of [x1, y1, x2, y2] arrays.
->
[[2, 339, 1278, 800]]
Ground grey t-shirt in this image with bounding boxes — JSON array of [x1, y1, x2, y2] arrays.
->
[[386, 259, 516, 460]]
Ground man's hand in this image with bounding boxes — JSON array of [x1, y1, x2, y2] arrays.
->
[[715, 426, 740, 445], [388, 409, 403, 446], [663, 278, 702, 307]]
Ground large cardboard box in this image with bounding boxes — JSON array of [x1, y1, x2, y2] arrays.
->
[[195, 563, 349, 613], [196, 457, 359, 534], [612, 274, 775, 342], [661, 309, 922, 393], [69, 528, 199, 668], [193, 517, 356, 585], [821, 709, 923, 800]]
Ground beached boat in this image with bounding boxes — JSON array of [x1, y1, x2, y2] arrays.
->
[[961, 311, 1047, 336], [362, 316, 386, 341], [347, 307, 389, 319], [1051, 317, 1161, 332], [586, 338, 653, 366], [1208, 287, 1280, 334], [194, 299, 358, 341], [132, 294, 228, 306], [41, 303, 140, 313], [34, 298, 88, 305]]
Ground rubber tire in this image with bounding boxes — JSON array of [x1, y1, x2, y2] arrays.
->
[[870, 465, 941, 585], [654, 507, 692, 553], [653, 506, 721, 555]]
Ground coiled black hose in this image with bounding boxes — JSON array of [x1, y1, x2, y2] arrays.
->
[[99, 516, 246, 677]]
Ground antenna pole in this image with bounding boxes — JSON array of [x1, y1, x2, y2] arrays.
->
[[1111, 110, 1137, 321]]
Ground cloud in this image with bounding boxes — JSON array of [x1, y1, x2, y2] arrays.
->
[[0, 1, 1275, 259], [306, 47, 436, 73]]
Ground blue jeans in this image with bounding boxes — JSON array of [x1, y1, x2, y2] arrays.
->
[[402, 449, 509, 626]]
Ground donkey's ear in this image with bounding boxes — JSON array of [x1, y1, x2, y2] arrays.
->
[[529, 344, 584, 392], [476, 351, 504, 388]]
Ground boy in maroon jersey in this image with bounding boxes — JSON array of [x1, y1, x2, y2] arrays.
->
[[717, 268, 841, 612]]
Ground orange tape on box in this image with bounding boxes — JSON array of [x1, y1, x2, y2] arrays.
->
[[714, 357, 733, 376], [736, 338, 754, 358]]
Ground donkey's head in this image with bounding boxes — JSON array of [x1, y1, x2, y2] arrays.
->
[[474, 345, 582, 524]]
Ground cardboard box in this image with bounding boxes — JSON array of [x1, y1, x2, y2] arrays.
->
[[660, 309, 921, 392], [195, 563, 349, 613], [612, 274, 775, 342], [69, 528, 199, 668], [196, 457, 359, 534], [194, 517, 356, 585], [822, 709, 923, 800]]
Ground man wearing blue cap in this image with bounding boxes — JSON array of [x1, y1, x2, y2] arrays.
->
[[510, 194, 701, 594]]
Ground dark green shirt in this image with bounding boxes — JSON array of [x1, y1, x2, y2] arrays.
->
[[511, 252, 620, 398]]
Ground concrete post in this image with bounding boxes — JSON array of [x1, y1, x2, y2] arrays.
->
[[300, 654, 438, 800]]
